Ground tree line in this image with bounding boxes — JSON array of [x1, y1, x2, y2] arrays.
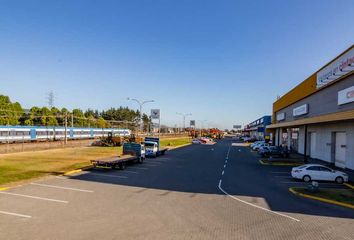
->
[[0, 94, 151, 130]]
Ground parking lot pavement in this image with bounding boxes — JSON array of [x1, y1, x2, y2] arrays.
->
[[1, 139, 354, 240]]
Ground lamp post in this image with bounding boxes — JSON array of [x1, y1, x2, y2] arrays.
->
[[127, 98, 154, 133], [176, 112, 192, 132], [198, 120, 207, 137]]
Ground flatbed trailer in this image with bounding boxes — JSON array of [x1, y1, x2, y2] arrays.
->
[[91, 142, 145, 170]]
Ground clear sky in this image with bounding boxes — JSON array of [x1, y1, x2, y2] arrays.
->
[[1, 0, 353, 129]]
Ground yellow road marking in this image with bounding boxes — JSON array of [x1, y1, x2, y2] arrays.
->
[[289, 187, 354, 210]]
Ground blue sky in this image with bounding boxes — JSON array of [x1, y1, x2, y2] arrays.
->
[[1, 0, 353, 129]]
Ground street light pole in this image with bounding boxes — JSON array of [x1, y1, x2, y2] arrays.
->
[[127, 98, 154, 133], [176, 112, 192, 132]]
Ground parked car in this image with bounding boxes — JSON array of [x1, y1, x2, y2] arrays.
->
[[253, 143, 269, 151], [291, 164, 349, 184], [250, 141, 264, 148], [192, 139, 201, 144], [251, 141, 264, 149], [259, 146, 289, 158], [242, 136, 251, 142]]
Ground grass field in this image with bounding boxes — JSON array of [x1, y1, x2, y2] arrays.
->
[[0, 137, 191, 186], [160, 137, 191, 148]]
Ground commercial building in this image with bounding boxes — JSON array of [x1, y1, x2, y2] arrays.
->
[[244, 115, 272, 141], [267, 45, 354, 170]]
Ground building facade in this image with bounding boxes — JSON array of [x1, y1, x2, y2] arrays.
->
[[267, 45, 354, 170], [244, 116, 272, 141]]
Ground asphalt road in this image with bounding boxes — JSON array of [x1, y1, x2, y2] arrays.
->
[[0, 138, 353, 240]]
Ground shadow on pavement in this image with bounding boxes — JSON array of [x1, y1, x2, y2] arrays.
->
[[68, 138, 354, 220]]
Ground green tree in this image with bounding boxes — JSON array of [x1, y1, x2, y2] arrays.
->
[[0, 95, 24, 125]]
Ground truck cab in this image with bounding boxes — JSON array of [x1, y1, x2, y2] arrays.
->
[[144, 141, 158, 157]]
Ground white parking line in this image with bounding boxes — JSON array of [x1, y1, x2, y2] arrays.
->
[[0, 192, 68, 203], [217, 144, 300, 222], [222, 171, 225, 175], [55, 176, 68, 179], [121, 170, 139, 174], [218, 180, 300, 222], [143, 163, 160, 166], [129, 167, 148, 170], [145, 160, 163, 163], [0, 210, 32, 219], [89, 173, 128, 178], [30, 183, 94, 193], [224, 164, 226, 168]]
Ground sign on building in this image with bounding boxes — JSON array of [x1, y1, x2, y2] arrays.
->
[[233, 125, 242, 129], [338, 86, 354, 105], [293, 104, 308, 117], [150, 109, 160, 119], [276, 112, 285, 121], [317, 47, 354, 89]]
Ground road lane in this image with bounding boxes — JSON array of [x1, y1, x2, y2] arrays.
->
[[0, 139, 353, 240]]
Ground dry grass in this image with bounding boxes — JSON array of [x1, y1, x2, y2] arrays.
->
[[0, 147, 121, 185], [0, 137, 191, 186]]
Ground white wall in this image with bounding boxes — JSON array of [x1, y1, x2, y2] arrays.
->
[[295, 121, 354, 170]]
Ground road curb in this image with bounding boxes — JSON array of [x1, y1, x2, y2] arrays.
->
[[344, 183, 354, 190], [259, 159, 302, 166], [167, 143, 192, 150], [63, 166, 93, 176], [289, 187, 354, 210]]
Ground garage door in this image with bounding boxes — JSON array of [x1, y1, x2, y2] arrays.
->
[[310, 132, 316, 159], [335, 132, 346, 169]]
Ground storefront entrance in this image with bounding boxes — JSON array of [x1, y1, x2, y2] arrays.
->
[[309, 132, 316, 159], [335, 132, 346, 168]]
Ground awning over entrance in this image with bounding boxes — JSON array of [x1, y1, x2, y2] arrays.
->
[[267, 109, 354, 129]]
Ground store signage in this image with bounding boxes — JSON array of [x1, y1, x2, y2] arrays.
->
[[317, 47, 354, 89], [338, 86, 354, 105], [233, 125, 241, 129], [276, 112, 285, 121], [292, 133, 298, 139], [293, 104, 308, 116]]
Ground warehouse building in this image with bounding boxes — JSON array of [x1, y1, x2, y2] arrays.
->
[[267, 45, 354, 170], [244, 115, 272, 141]]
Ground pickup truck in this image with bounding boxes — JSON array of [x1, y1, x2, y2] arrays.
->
[[91, 142, 145, 170], [144, 137, 168, 157]]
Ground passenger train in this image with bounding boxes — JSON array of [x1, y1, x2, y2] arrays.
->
[[0, 125, 131, 143]]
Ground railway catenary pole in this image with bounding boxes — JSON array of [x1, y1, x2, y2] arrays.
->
[[64, 112, 68, 145], [127, 98, 154, 134], [176, 112, 192, 132]]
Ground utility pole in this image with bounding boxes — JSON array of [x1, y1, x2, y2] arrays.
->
[[127, 97, 154, 134], [176, 112, 192, 132], [71, 113, 74, 128], [47, 91, 54, 108], [64, 112, 68, 145]]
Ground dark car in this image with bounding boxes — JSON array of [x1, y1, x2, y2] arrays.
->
[[259, 146, 289, 158]]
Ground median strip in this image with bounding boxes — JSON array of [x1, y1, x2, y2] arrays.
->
[[344, 183, 354, 190], [289, 187, 354, 210]]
